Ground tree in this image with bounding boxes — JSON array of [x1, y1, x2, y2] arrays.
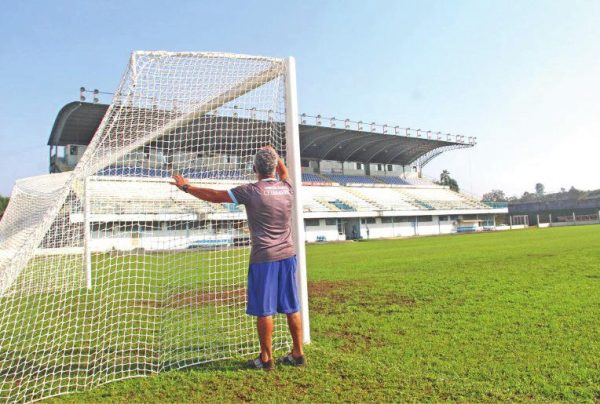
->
[[440, 170, 451, 184], [437, 170, 460, 192], [535, 183, 545, 198], [520, 191, 536, 202], [0, 196, 9, 216], [482, 189, 507, 202]]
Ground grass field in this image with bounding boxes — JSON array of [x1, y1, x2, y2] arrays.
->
[[36, 225, 600, 401]]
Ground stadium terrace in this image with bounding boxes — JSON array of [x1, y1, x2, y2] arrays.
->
[[47, 101, 506, 246]]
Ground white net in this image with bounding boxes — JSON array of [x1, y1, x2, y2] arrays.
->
[[0, 51, 295, 402]]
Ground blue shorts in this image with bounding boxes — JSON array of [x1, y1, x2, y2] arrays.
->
[[246, 255, 300, 317]]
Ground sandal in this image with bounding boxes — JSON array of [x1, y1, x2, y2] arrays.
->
[[278, 353, 306, 367], [246, 356, 274, 371]]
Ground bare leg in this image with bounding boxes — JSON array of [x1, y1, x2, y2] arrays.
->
[[257, 316, 273, 362], [286, 311, 304, 357]]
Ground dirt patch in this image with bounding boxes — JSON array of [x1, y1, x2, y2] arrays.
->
[[134, 288, 246, 309], [309, 280, 419, 315], [322, 325, 390, 353], [308, 280, 367, 300]]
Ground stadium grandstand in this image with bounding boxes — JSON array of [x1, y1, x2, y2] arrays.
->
[[45, 98, 507, 247]]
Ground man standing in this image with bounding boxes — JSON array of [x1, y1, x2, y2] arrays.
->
[[171, 146, 305, 370]]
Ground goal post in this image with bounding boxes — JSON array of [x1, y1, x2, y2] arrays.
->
[[0, 51, 310, 402], [284, 57, 310, 344]]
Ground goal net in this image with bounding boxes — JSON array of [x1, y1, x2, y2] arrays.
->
[[0, 51, 308, 402]]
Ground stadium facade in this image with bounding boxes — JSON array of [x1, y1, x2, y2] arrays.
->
[[46, 101, 507, 250]]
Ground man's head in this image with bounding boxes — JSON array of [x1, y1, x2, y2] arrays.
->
[[254, 147, 278, 178]]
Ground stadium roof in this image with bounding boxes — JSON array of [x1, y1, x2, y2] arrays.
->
[[48, 102, 472, 166]]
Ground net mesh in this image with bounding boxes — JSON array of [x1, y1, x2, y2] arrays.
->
[[0, 51, 293, 402]]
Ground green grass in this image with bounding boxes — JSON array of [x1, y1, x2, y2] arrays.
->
[[20, 226, 600, 401]]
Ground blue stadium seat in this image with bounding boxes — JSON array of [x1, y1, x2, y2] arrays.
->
[[326, 175, 378, 185], [302, 173, 328, 183], [375, 176, 409, 185]]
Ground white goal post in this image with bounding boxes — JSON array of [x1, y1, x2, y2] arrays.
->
[[0, 51, 309, 402]]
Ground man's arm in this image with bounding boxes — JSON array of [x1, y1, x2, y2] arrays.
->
[[276, 157, 289, 182], [263, 145, 289, 181], [171, 175, 233, 203]]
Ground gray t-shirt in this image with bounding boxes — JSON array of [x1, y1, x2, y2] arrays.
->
[[229, 178, 295, 264]]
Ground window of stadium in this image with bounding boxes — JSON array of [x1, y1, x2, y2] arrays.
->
[[377, 164, 383, 171], [301, 159, 309, 167], [397, 217, 415, 222], [356, 162, 363, 170], [91, 222, 115, 233], [361, 218, 376, 224], [417, 216, 433, 222], [381, 217, 394, 223], [387, 164, 393, 171], [325, 219, 337, 226], [305, 219, 321, 227]]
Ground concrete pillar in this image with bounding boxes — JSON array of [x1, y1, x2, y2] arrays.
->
[[537, 214, 540, 227], [509, 215, 513, 229]]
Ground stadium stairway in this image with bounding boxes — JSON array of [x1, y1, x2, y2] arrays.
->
[[392, 188, 434, 210], [344, 187, 388, 211], [314, 197, 343, 212], [331, 199, 356, 211], [303, 197, 335, 212]]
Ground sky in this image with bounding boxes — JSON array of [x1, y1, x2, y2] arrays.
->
[[1, 0, 599, 197]]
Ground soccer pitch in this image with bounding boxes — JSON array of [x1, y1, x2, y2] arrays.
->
[[37, 226, 600, 401]]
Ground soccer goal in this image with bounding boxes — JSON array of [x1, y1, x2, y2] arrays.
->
[[0, 51, 309, 402]]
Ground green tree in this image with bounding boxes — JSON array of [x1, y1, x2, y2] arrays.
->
[[535, 183, 545, 198], [482, 189, 507, 202], [438, 170, 459, 192], [0, 196, 9, 217]]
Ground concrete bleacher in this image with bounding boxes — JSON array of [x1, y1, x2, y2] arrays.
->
[[85, 177, 234, 216], [401, 187, 488, 210], [90, 170, 489, 215], [302, 186, 378, 212], [403, 177, 434, 186], [347, 187, 420, 211]]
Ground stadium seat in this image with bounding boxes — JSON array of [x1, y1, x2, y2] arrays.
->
[[374, 176, 410, 185], [324, 175, 380, 185]]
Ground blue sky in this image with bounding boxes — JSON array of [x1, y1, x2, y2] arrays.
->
[[1, 0, 599, 197]]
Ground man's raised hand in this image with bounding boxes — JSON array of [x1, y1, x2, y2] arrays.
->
[[171, 175, 190, 191]]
